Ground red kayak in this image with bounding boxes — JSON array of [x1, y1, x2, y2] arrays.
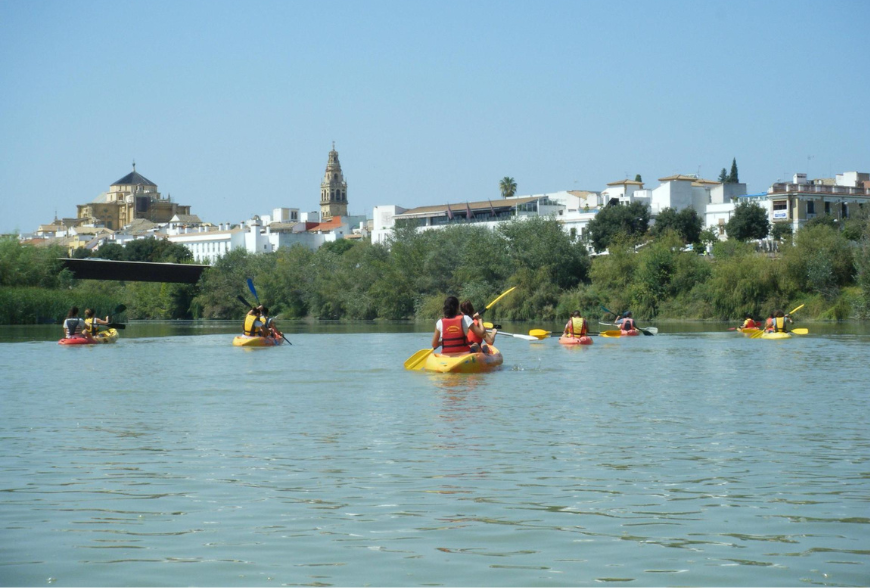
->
[[559, 335, 593, 345]]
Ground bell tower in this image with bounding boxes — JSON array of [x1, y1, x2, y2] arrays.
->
[[320, 142, 348, 220]]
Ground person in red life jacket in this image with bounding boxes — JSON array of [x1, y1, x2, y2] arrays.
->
[[741, 313, 759, 330], [771, 309, 792, 333], [620, 311, 637, 332], [460, 300, 496, 354], [432, 296, 487, 354], [563, 310, 587, 338], [764, 312, 775, 332]]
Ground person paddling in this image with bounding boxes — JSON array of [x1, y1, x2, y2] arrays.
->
[[243, 305, 266, 337], [768, 309, 792, 333], [259, 306, 281, 339], [460, 300, 495, 354], [563, 310, 588, 338], [764, 312, 774, 331], [620, 311, 638, 332], [741, 313, 759, 330], [84, 308, 109, 338], [63, 306, 93, 341], [432, 296, 486, 355]]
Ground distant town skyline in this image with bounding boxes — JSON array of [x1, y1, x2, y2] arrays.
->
[[2, 0, 868, 235]]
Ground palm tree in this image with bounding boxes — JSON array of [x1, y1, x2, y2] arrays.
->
[[499, 177, 517, 199]]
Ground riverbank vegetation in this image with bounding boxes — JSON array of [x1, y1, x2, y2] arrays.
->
[[2, 213, 869, 324]]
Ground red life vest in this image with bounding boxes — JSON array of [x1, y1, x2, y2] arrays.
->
[[440, 316, 470, 354], [621, 318, 635, 331], [467, 318, 484, 345]]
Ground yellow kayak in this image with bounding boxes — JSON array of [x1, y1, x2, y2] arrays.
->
[[737, 327, 761, 337], [760, 331, 792, 340], [424, 345, 503, 373], [232, 335, 284, 347]]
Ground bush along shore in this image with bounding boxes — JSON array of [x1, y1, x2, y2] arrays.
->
[[2, 214, 869, 325]]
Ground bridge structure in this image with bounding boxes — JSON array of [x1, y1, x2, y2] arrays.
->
[[59, 258, 209, 284]]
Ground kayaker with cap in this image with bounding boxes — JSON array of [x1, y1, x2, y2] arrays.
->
[[83, 308, 110, 338], [563, 310, 588, 338], [767, 309, 792, 333], [620, 311, 637, 332], [63, 306, 93, 341], [432, 296, 487, 354], [243, 305, 266, 337], [460, 299, 495, 354]]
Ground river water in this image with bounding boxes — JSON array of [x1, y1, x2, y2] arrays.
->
[[1, 323, 868, 586]]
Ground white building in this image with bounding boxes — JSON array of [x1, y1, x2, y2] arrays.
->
[[372, 196, 564, 244]]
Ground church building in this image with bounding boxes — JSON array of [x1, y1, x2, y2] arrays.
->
[[320, 143, 348, 220], [76, 164, 192, 229]]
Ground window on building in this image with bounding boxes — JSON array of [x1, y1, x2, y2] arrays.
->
[[825, 201, 831, 214], [842, 203, 848, 218], [773, 201, 787, 211], [807, 201, 815, 214]]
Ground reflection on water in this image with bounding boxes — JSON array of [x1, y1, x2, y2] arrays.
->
[[0, 329, 868, 586]]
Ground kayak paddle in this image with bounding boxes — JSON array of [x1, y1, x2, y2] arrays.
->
[[247, 278, 261, 304], [404, 348, 434, 370], [478, 286, 517, 317], [792, 328, 808, 335]]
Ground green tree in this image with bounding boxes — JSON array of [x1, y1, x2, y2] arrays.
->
[[804, 214, 837, 230], [499, 177, 517, 199], [856, 217, 870, 317], [781, 224, 854, 299], [586, 201, 650, 252], [95, 242, 125, 260], [124, 237, 193, 263], [725, 202, 770, 241], [728, 158, 739, 183], [634, 174, 642, 183], [718, 168, 728, 183], [651, 207, 703, 244], [770, 223, 793, 243]]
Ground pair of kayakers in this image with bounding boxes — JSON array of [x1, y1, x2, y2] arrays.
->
[[63, 306, 109, 341], [765, 310, 793, 333], [243, 305, 280, 338], [431, 296, 496, 355]]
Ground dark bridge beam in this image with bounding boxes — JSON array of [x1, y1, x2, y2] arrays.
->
[[60, 258, 210, 284]]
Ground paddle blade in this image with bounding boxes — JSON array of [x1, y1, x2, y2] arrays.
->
[[600, 330, 623, 338], [528, 329, 551, 340], [788, 304, 805, 315], [113, 304, 127, 315], [404, 348, 433, 370], [247, 278, 260, 303], [484, 286, 517, 310], [791, 328, 808, 335], [643, 326, 658, 335], [237, 295, 253, 308]]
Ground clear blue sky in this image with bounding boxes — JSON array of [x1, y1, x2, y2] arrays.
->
[[2, 0, 868, 234]]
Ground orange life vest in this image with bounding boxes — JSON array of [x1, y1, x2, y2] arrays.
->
[[440, 316, 470, 354], [467, 318, 484, 345], [621, 318, 635, 331]]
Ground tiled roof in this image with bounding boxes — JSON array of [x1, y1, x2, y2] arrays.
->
[[658, 174, 719, 183], [606, 180, 644, 186], [396, 196, 542, 217], [307, 216, 346, 232], [112, 170, 156, 186]]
